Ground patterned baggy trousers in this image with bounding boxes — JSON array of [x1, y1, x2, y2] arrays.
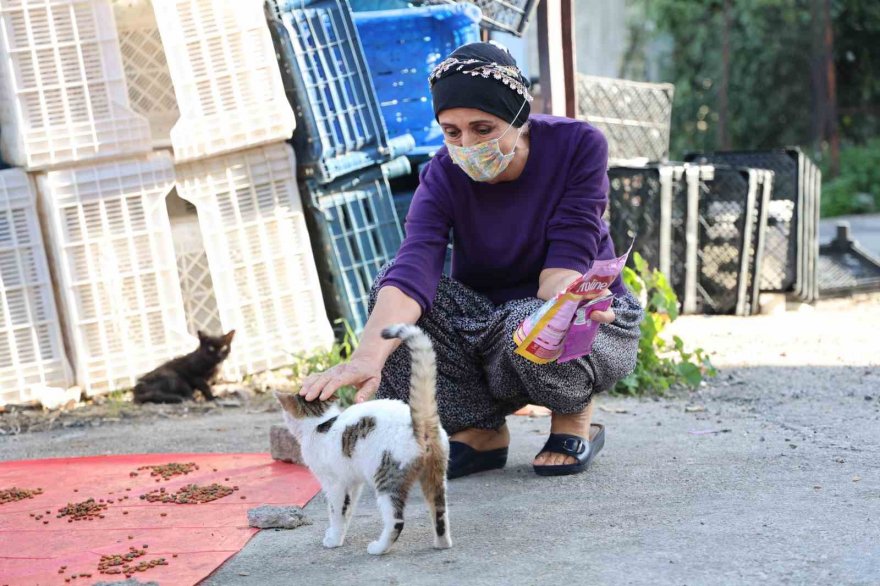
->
[[370, 264, 644, 435]]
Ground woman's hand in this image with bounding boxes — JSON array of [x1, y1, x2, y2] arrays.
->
[[588, 288, 616, 324], [299, 355, 384, 404], [299, 285, 421, 405]]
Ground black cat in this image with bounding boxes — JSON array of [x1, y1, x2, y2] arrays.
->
[[133, 330, 235, 404]]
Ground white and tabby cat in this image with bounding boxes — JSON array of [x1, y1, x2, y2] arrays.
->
[[275, 324, 451, 555]]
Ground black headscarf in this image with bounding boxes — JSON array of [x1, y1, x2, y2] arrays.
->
[[430, 42, 532, 127]]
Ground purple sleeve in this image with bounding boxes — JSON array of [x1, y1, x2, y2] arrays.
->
[[378, 160, 452, 313], [543, 127, 609, 274]]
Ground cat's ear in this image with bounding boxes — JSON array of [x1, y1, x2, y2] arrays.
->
[[223, 330, 236, 344], [196, 330, 205, 341], [274, 391, 298, 413]]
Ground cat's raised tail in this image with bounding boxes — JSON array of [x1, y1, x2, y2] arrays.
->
[[380, 324, 443, 458]]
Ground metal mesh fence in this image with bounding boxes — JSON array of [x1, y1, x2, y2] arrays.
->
[[577, 75, 674, 163]]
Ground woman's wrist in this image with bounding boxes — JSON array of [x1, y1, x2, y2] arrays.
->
[[350, 322, 400, 370], [350, 343, 393, 371]]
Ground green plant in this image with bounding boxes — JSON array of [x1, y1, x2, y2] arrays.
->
[[287, 319, 360, 406], [629, 0, 880, 157], [820, 138, 880, 217], [613, 253, 716, 395]]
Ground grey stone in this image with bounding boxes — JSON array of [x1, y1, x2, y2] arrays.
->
[[269, 424, 302, 464], [247, 505, 312, 530]]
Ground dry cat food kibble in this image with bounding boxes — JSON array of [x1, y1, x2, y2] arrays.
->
[[0, 487, 43, 505], [56, 498, 108, 521], [97, 546, 168, 576], [140, 483, 237, 504], [136, 462, 199, 481]]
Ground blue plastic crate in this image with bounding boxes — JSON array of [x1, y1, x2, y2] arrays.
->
[[354, 4, 481, 155], [392, 190, 414, 228], [300, 160, 406, 332], [267, 0, 415, 184], [350, 0, 412, 9], [414, 0, 538, 36], [391, 189, 454, 276]]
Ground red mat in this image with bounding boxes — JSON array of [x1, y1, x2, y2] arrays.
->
[[0, 453, 320, 586]]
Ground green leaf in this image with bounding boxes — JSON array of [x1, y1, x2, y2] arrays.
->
[[677, 362, 703, 387]]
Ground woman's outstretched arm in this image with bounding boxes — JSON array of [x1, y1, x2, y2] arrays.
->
[[299, 285, 421, 403]]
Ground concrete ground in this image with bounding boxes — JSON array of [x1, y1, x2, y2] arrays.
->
[[2, 294, 878, 585]]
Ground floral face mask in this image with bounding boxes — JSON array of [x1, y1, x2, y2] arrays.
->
[[445, 100, 528, 182]]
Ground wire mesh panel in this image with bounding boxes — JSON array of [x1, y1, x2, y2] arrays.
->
[[300, 161, 404, 331], [0, 0, 152, 169], [607, 166, 667, 274], [353, 3, 481, 155], [153, 0, 295, 162], [415, 0, 538, 36], [577, 75, 674, 163], [693, 166, 758, 316], [801, 155, 821, 302], [0, 169, 72, 406], [743, 169, 772, 315], [685, 149, 821, 301], [112, 0, 178, 148], [36, 152, 190, 396], [818, 224, 880, 296], [170, 214, 222, 337], [176, 143, 334, 379], [391, 189, 453, 276], [268, 0, 414, 184]]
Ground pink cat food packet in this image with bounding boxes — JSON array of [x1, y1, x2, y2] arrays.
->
[[556, 293, 614, 363], [513, 249, 629, 364]]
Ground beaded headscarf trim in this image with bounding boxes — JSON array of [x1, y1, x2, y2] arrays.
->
[[429, 57, 534, 103]]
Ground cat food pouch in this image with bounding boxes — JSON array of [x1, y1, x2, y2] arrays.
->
[[556, 293, 615, 363], [513, 249, 629, 364]]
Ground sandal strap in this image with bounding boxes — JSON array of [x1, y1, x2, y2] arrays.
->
[[539, 433, 588, 458]]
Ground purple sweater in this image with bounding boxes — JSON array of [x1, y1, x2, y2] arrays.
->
[[379, 114, 625, 312]]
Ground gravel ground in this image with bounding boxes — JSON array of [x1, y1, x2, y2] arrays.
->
[[1, 293, 878, 585]]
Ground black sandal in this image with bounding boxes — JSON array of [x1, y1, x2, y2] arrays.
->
[[533, 423, 605, 477], [447, 441, 508, 479]]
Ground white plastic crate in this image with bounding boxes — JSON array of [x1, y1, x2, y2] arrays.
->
[[170, 213, 221, 337], [112, 0, 178, 148], [153, 0, 296, 162], [176, 143, 333, 379], [36, 151, 192, 396], [577, 74, 674, 163], [0, 0, 152, 170], [0, 168, 72, 405], [170, 212, 249, 382]]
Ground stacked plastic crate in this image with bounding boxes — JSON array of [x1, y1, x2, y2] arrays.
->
[[0, 0, 189, 402], [122, 0, 335, 379], [0, 169, 72, 404], [684, 149, 821, 303], [353, 3, 481, 237], [268, 0, 418, 332], [607, 163, 772, 316], [577, 74, 676, 164], [415, 0, 538, 36]]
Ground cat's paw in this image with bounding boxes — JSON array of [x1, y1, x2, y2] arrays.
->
[[434, 534, 452, 549], [367, 540, 391, 555], [322, 529, 344, 548]]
